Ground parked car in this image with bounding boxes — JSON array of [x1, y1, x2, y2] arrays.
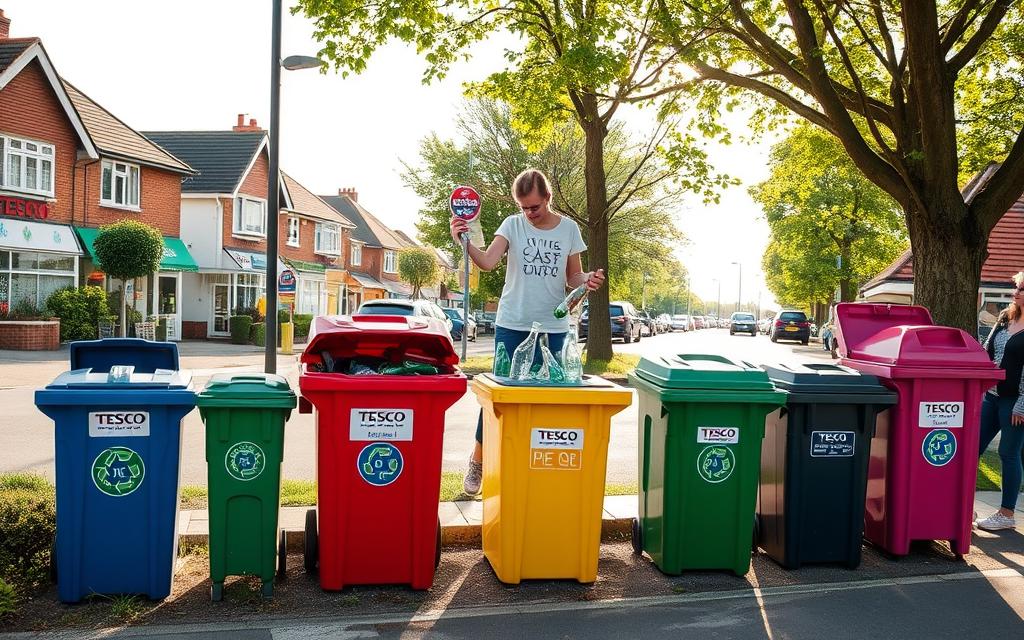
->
[[441, 306, 477, 342], [693, 316, 705, 330], [705, 316, 717, 329], [671, 314, 694, 332], [770, 310, 812, 345], [638, 309, 658, 336], [821, 322, 838, 358], [475, 311, 496, 334], [729, 311, 757, 336], [759, 318, 772, 334], [657, 314, 672, 333], [580, 301, 643, 343], [719, 317, 730, 329], [356, 299, 454, 340]]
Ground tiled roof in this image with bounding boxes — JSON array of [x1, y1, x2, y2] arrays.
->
[[142, 131, 265, 193], [281, 172, 354, 227], [61, 80, 192, 173], [319, 194, 405, 249], [392, 229, 419, 248], [863, 164, 1024, 292], [0, 38, 36, 74]]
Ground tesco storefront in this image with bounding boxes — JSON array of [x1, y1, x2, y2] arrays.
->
[[0, 198, 81, 315]]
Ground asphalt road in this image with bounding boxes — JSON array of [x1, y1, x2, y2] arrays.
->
[[0, 328, 831, 486]]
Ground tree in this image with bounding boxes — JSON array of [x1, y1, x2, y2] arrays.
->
[[655, 1, 1024, 331], [297, 0, 730, 360], [398, 247, 441, 299], [752, 124, 908, 306], [92, 220, 163, 337]]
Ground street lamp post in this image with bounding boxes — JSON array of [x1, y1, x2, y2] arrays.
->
[[266, 0, 320, 374], [731, 261, 742, 314], [712, 277, 721, 319]]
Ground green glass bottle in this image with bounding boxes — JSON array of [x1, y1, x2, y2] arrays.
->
[[554, 282, 589, 319], [493, 342, 512, 377]]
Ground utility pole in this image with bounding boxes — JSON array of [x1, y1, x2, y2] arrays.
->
[[731, 261, 742, 313], [712, 278, 721, 319], [685, 275, 691, 318]]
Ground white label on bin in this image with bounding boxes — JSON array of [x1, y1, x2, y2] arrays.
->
[[919, 402, 963, 428], [697, 426, 739, 444], [88, 411, 150, 437], [530, 428, 584, 471], [810, 431, 856, 457], [349, 409, 413, 441]]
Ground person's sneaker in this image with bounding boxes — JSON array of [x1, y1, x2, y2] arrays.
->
[[976, 512, 1017, 531], [463, 458, 483, 496]]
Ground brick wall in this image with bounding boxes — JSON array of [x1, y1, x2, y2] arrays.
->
[[75, 163, 183, 235], [0, 320, 60, 350], [181, 321, 207, 339], [0, 60, 78, 223]]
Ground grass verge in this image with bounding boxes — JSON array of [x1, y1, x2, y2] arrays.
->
[[461, 353, 641, 378]]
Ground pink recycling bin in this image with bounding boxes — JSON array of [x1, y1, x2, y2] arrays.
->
[[834, 303, 1004, 557]]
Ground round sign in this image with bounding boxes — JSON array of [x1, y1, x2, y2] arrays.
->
[[357, 442, 404, 487], [449, 186, 482, 222], [225, 441, 266, 481], [92, 446, 145, 497], [696, 445, 735, 483], [922, 429, 957, 467]]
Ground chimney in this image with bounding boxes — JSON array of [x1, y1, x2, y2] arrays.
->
[[0, 10, 11, 39], [232, 113, 263, 132], [338, 187, 358, 202]]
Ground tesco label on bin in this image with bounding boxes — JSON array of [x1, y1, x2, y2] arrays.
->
[[88, 411, 150, 438], [530, 428, 583, 471], [919, 402, 963, 428], [350, 409, 413, 441], [697, 426, 739, 444]]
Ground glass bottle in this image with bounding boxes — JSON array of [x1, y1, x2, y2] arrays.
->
[[509, 322, 541, 380], [554, 281, 589, 319], [561, 324, 583, 383], [493, 342, 512, 377]]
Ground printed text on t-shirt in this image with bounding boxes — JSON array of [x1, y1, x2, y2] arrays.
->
[[522, 237, 562, 277]]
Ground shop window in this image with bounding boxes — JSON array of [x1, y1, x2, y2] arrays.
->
[[287, 217, 300, 247], [315, 223, 340, 255], [383, 250, 397, 274], [100, 160, 141, 209], [0, 135, 55, 197], [234, 197, 266, 237]]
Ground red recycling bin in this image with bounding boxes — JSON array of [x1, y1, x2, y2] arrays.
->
[[299, 315, 467, 590], [834, 303, 1004, 557]]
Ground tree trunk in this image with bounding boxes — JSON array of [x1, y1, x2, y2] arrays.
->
[[120, 280, 128, 338], [907, 205, 986, 333], [580, 97, 613, 362], [839, 241, 855, 302]]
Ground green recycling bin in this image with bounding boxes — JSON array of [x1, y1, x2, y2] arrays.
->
[[196, 373, 297, 601], [629, 355, 787, 576]]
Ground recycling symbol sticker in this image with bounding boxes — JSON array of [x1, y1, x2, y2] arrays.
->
[[697, 445, 735, 483], [225, 441, 266, 481], [92, 446, 145, 497], [357, 442, 403, 486], [922, 429, 957, 467]]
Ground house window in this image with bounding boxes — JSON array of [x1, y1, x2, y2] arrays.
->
[[0, 250, 76, 313], [0, 135, 55, 197], [315, 223, 340, 255], [287, 217, 300, 247], [233, 273, 265, 312], [100, 160, 141, 208], [350, 243, 362, 267], [383, 250, 398, 274], [234, 196, 266, 237], [298, 278, 325, 316]]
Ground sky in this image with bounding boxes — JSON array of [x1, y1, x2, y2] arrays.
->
[[4, 0, 780, 310]]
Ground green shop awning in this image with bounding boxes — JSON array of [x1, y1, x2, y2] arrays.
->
[[74, 226, 199, 272], [283, 258, 326, 274]]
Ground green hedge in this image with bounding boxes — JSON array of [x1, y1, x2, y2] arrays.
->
[[45, 286, 111, 341], [251, 322, 266, 347], [293, 314, 313, 339], [0, 578, 15, 620], [0, 474, 55, 599], [229, 315, 252, 345]]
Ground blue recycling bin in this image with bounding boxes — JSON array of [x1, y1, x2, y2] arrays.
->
[[35, 360, 195, 603], [70, 338, 179, 373]]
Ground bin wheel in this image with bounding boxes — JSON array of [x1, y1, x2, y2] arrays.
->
[[304, 509, 319, 573], [752, 515, 761, 553], [49, 539, 57, 583], [435, 517, 442, 570], [631, 518, 643, 556], [211, 582, 223, 602], [261, 581, 274, 600], [277, 529, 288, 580]]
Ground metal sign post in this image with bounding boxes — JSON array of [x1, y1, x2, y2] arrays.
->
[[449, 186, 482, 362]]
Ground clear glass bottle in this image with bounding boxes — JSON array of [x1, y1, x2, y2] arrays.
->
[[509, 322, 542, 380], [561, 324, 583, 383]]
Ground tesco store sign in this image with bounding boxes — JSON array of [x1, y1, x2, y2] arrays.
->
[[1, 195, 49, 220]]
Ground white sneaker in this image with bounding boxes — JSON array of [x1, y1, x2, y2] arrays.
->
[[463, 458, 483, 496], [976, 512, 1017, 531]]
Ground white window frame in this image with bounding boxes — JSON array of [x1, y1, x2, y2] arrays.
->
[[287, 217, 300, 247], [0, 134, 56, 198], [350, 242, 363, 267], [315, 222, 340, 256], [233, 196, 267, 238], [100, 159, 141, 210], [383, 250, 398, 274]]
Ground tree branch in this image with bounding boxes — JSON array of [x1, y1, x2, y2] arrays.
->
[[948, 0, 1012, 75], [970, 127, 1024, 231], [940, 0, 985, 52]]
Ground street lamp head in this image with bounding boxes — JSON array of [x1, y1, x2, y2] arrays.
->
[[282, 55, 322, 71]]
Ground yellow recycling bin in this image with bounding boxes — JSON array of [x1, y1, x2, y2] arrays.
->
[[471, 374, 633, 584], [279, 321, 294, 355]]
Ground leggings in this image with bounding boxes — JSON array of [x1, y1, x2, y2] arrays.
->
[[978, 393, 1024, 511], [474, 325, 567, 444]]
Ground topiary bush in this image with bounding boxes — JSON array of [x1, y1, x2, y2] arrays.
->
[[229, 315, 252, 345], [45, 286, 110, 341], [293, 314, 313, 340], [250, 322, 266, 347], [0, 474, 55, 597]]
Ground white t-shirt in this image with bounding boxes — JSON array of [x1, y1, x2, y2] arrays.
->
[[494, 213, 587, 333]]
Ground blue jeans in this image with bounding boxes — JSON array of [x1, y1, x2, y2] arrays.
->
[[978, 393, 1024, 510], [474, 325, 567, 444]]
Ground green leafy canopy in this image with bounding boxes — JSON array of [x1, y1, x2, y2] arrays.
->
[[92, 220, 164, 281]]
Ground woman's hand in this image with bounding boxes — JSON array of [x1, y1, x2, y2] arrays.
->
[[586, 269, 606, 291], [450, 217, 469, 245], [1013, 412, 1024, 426]]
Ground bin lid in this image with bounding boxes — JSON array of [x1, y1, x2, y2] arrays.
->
[[762, 362, 893, 395], [45, 366, 191, 389], [301, 315, 459, 368], [834, 303, 993, 368], [197, 373, 297, 407], [69, 338, 179, 373], [633, 354, 776, 391]]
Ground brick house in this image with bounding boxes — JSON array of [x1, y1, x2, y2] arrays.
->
[[0, 13, 195, 339], [145, 118, 355, 339]]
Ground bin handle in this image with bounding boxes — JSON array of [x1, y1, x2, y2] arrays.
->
[[642, 415, 653, 493]]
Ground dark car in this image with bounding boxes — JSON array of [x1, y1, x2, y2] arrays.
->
[[770, 310, 812, 345], [729, 311, 757, 336], [442, 306, 477, 341], [579, 301, 643, 343]]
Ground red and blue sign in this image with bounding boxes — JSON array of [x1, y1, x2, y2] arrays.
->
[[279, 269, 296, 294], [449, 186, 481, 222]]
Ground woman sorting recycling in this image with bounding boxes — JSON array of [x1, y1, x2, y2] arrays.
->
[[449, 169, 605, 496]]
